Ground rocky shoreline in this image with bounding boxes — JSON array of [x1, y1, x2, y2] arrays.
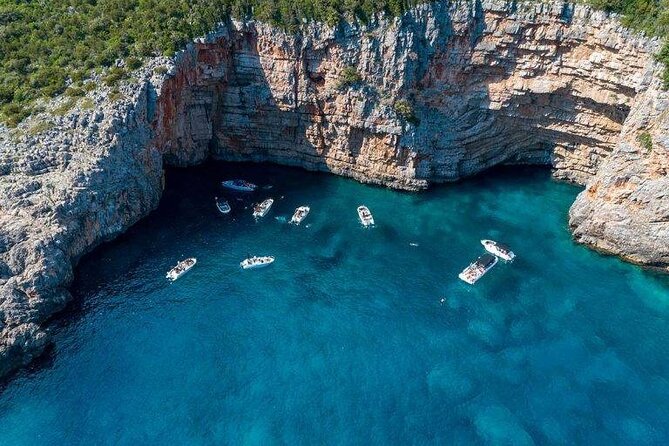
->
[[1, 0, 667, 380]]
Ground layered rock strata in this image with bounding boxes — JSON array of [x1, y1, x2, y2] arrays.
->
[[569, 80, 669, 268], [155, 0, 658, 188], [0, 0, 666, 379]]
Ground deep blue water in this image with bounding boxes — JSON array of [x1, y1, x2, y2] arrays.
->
[[1, 163, 668, 445]]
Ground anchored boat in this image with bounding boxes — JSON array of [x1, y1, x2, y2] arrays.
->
[[253, 198, 274, 219], [221, 179, 257, 192], [458, 254, 498, 285], [290, 206, 310, 225], [240, 256, 275, 269], [215, 197, 231, 214], [481, 239, 515, 262], [357, 205, 375, 227], [166, 258, 197, 281]]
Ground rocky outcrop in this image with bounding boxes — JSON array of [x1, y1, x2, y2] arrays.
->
[[0, 0, 666, 379], [569, 78, 669, 269], [0, 64, 167, 378]]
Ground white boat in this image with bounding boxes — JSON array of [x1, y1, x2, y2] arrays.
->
[[166, 257, 197, 281], [290, 206, 310, 225], [357, 205, 375, 227], [215, 197, 231, 214], [481, 239, 515, 262], [253, 198, 274, 219], [221, 179, 257, 192], [240, 256, 275, 269], [458, 254, 498, 285]]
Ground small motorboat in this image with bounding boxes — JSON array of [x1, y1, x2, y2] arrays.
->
[[240, 256, 275, 269], [481, 239, 515, 262], [458, 254, 498, 285], [166, 258, 197, 281], [221, 179, 257, 192], [357, 205, 375, 227], [215, 197, 231, 214], [253, 198, 274, 219], [290, 206, 310, 225]]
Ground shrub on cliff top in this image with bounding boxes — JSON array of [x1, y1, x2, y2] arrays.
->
[[1, 104, 32, 128], [102, 67, 128, 87]]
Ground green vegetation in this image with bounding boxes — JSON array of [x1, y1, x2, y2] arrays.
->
[[28, 120, 55, 135], [658, 42, 669, 89], [393, 98, 419, 124], [80, 98, 95, 110], [102, 67, 128, 87], [65, 86, 86, 97], [52, 98, 77, 116], [337, 66, 363, 89], [637, 131, 653, 151], [0, 0, 420, 125], [108, 89, 124, 102], [0, 0, 667, 125]]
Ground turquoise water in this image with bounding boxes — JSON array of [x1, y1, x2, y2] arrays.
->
[[1, 163, 669, 445]]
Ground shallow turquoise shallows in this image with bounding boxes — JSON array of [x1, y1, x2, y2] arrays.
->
[[1, 163, 669, 445]]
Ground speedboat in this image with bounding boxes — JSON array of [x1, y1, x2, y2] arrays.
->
[[215, 197, 231, 214], [166, 258, 197, 281], [290, 206, 310, 225], [253, 198, 274, 219], [481, 239, 515, 262], [221, 179, 257, 192], [458, 254, 498, 285], [357, 205, 374, 227], [240, 256, 275, 269]]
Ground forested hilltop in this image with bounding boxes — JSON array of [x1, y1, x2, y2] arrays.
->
[[0, 0, 667, 126]]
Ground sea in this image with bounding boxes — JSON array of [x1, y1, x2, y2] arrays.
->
[[1, 163, 668, 445]]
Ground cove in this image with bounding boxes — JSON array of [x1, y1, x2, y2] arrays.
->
[[0, 163, 668, 444]]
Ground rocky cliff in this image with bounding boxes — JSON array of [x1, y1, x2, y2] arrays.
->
[[155, 0, 659, 188], [0, 0, 667, 379], [569, 78, 669, 269]]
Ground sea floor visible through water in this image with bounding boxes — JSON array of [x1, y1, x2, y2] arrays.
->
[[1, 163, 669, 445]]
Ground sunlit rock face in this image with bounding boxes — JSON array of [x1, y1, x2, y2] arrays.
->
[[0, 0, 666, 380], [154, 0, 658, 188], [569, 82, 669, 270]]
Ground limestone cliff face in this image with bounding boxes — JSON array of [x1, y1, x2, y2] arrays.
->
[[154, 0, 658, 188], [0, 69, 165, 378], [0, 0, 666, 380], [569, 78, 669, 268]]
